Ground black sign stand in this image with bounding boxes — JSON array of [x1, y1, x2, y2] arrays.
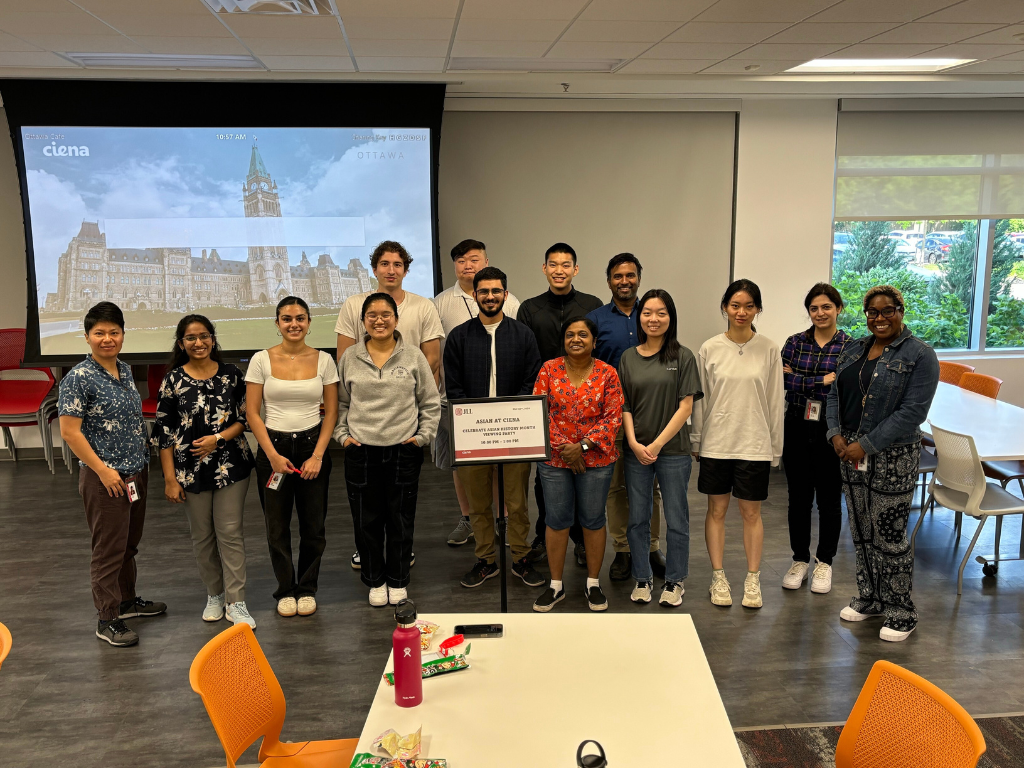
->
[[496, 463, 508, 613]]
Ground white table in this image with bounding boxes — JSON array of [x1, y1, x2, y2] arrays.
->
[[923, 382, 1024, 461], [353, 612, 745, 767]]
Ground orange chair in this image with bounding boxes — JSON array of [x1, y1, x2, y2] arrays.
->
[[836, 660, 986, 768], [0, 621, 11, 670], [939, 361, 975, 386], [959, 372, 1002, 399], [189, 623, 358, 768]]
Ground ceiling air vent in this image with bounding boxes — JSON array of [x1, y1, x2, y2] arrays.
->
[[449, 58, 621, 73], [203, 0, 333, 13]]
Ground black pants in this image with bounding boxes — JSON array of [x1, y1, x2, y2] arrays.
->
[[534, 471, 583, 546], [783, 410, 843, 565], [346, 443, 423, 589], [255, 425, 331, 600]]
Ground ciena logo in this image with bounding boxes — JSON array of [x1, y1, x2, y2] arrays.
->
[[43, 141, 89, 157]]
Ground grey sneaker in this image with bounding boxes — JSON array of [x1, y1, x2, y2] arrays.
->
[[630, 581, 653, 604], [96, 618, 138, 647], [659, 581, 685, 607], [447, 517, 474, 546], [742, 571, 763, 609], [203, 594, 225, 622], [225, 601, 256, 629]]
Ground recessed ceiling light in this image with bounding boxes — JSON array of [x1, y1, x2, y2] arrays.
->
[[203, 0, 330, 13], [786, 58, 974, 74], [64, 53, 264, 70]]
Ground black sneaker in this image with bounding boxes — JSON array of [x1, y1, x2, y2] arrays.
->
[[586, 584, 608, 612], [118, 597, 167, 619], [609, 551, 632, 581], [574, 542, 587, 567], [649, 549, 667, 579], [460, 559, 499, 588], [96, 618, 139, 647], [512, 558, 546, 587], [525, 536, 547, 564], [533, 586, 565, 613]]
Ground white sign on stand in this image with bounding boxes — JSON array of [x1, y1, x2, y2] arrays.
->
[[447, 395, 550, 466]]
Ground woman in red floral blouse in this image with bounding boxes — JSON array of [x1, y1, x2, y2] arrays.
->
[[532, 316, 623, 613]]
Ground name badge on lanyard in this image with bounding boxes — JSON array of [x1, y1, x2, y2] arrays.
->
[[804, 399, 822, 422], [126, 480, 139, 502]]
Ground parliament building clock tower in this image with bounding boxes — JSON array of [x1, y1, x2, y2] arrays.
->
[[244, 141, 292, 304]]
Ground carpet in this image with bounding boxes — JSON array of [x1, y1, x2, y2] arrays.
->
[[736, 715, 1024, 767]]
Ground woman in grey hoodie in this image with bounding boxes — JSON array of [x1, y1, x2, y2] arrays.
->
[[335, 292, 441, 608]]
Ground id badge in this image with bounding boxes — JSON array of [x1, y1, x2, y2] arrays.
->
[[804, 399, 822, 422], [855, 455, 869, 472], [267, 472, 285, 490], [126, 480, 139, 503]]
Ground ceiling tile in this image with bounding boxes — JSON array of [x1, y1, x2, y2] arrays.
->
[[349, 38, 449, 56], [335, 0, 459, 18], [738, 42, 848, 58], [617, 58, 720, 73], [545, 40, 650, 58], [809, 0, 961, 23], [75, 0, 214, 15], [942, 59, 1024, 72], [0, 50, 79, 67], [957, 24, 1024, 44], [765, 22, 902, 43], [0, 30, 42, 52], [916, 43, 1024, 57], [696, 0, 839, 24], [666, 22, 790, 43], [581, 0, 717, 22], [450, 40, 550, 57], [823, 42, 943, 56], [245, 36, 350, 56], [219, 14, 343, 39], [18, 34, 148, 54], [460, 0, 587, 21], [989, 48, 1024, 59], [866, 22, 1002, 43], [342, 17, 453, 40], [92, 13, 232, 38], [0, 11, 119, 36], [260, 55, 355, 71], [355, 55, 445, 71], [643, 42, 749, 59], [920, 0, 1024, 23], [3, 0, 81, 12], [698, 58, 808, 73], [129, 36, 249, 55], [561, 19, 680, 42], [454, 18, 564, 40]]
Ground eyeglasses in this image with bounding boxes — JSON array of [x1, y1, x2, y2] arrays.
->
[[864, 307, 901, 319], [475, 288, 505, 297], [183, 333, 213, 343], [365, 312, 395, 322]]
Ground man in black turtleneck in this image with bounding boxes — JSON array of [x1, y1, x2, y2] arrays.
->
[[517, 243, 603, 564]]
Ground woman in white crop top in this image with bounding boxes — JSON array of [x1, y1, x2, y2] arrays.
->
[[246, 296, 339, 618]]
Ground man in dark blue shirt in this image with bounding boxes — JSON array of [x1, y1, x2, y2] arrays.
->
[[586, 254, 665, 582]]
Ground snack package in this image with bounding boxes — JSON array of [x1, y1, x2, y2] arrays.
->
[[373, 727, 421, 760], [416, 620, 440, 651], [349, 756, 447, 768], [383, 654, 470, 687]]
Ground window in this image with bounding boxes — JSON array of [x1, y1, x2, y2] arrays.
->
[[985, 220, 1024, 349]]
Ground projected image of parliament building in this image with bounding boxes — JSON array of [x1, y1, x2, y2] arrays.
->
[[43, 143, 373, 315]]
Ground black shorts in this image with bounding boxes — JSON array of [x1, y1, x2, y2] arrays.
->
[[696, 457, 771, 502]]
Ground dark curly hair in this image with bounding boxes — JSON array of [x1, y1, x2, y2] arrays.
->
[[370, 240, 413, 271]]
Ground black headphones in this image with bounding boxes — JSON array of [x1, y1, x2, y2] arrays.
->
[[577, 740, 608, 767]]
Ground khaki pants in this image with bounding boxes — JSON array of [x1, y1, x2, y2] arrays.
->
[[458, 462, 532, 562], [608, 432, 662, 553], [183, 476, 250, 604]]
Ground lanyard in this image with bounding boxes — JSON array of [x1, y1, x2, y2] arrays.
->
[[461, 296, 475, 320]]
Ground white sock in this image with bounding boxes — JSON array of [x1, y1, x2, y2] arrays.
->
[[587, 577, 600, 590], [549, 580, 563, 594]]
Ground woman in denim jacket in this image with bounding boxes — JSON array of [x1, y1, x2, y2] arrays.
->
[[825, 285, 939, 642]]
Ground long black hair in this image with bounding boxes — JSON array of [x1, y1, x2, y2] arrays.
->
[[636, 289, 681, 364], [169, 314, 222, 370]]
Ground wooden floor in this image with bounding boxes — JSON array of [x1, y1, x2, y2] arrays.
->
[[1, 454, 1023, 767]]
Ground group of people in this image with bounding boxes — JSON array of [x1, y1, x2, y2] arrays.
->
[[57, 238, 940, 649]]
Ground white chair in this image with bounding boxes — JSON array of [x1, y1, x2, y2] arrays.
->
[[911, 423, 1024, 595]]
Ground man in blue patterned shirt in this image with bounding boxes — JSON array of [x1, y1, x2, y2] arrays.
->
[[58, 302, 166, 647]]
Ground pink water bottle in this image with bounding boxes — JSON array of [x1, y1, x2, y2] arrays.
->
[[392, 600, 422, 708]]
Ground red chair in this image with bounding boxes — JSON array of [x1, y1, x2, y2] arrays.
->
[[140, 364, 167, 419], [0, 329, 63, 474]]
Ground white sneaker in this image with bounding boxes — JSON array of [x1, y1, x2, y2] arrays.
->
[[369, 585, 388, 607], [296, 596, 317, 616], [810, 559, 833, 594], [880, 624, 916, 642], [226, 601, 256, 629], [203, 593, 225, 622], [277, 597, 297, 617], [840, 605, 883, 622], [388, 586, 408, 605], [782, 561, 809, 590], [742, 571, 763, 609], [710, 571, 732, 606], [659, 581, 685, 607], [630, 581, 653, 604]]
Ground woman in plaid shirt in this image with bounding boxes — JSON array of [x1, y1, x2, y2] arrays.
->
[[780, 283, 850, 595]]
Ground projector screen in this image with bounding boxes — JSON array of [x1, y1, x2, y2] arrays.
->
[[2, 80, 445, 363]]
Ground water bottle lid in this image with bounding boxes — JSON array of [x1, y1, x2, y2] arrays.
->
[[395, 599, 417, 626]]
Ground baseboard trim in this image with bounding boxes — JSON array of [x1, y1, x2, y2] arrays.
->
[[0, 447, 49, 461]]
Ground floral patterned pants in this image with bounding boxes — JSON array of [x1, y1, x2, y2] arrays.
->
[[840, 432, 920, 632]]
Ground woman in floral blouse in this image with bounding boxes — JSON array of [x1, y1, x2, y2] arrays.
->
[[533, 316, 623, 613], [156, 314, 255, 628]]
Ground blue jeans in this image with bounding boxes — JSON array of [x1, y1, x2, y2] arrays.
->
[[536, 463, 615, 531], [624, 452, 692, 583]]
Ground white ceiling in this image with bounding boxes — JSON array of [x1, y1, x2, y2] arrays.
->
[[2, 0, 1024, 98]]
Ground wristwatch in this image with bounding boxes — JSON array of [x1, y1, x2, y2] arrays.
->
[[216, 435, 226, 449], [581, 441, 590, 454]]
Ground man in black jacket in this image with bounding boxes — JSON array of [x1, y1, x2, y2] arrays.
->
[[517, 243, 603, 563], [444, 267, 546, 590]]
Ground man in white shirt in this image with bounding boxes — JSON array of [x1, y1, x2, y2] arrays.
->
[[335, 239, 444, 571], [433, 240, 521, 547]]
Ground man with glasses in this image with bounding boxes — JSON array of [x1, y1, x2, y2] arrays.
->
[[442, 266, 545, 590]]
